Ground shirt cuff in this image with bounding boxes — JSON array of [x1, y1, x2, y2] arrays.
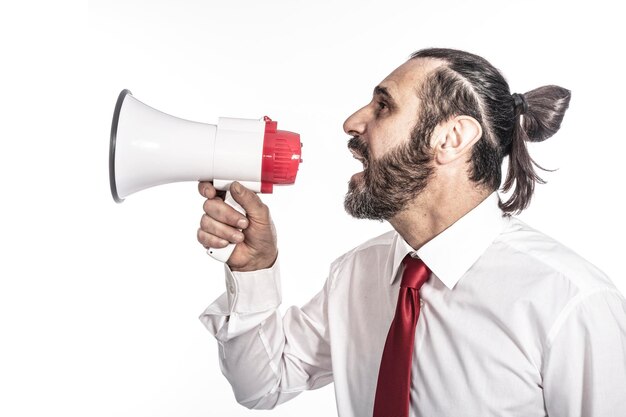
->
[[224, 257, 282, 314]]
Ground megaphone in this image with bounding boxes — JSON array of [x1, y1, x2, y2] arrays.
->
[[109, 89, 302, 262]]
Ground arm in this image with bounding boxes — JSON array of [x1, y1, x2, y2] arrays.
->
[[542, 288, 626, 416], [196, 181, 333, 408], [199, 261, 333, 409]]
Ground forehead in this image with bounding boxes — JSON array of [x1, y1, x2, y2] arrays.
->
[[376, 58, 444, 104]]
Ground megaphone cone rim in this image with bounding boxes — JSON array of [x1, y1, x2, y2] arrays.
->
[[109, 89, 132, 203]]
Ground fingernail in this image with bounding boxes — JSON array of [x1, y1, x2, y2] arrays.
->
[[218, 239, 229, 246], [232, 232, 244, 243], [232, 182, 242, 194], [204, 189, 210, 198], [237, 218, 248, 228]]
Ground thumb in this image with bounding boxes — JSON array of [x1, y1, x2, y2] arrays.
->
[[229, 181, 268, 221]]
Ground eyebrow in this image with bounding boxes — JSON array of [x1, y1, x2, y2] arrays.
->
[[373, 85, 397, 108]]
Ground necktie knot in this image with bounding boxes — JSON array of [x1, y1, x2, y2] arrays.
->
[[401, 255, 430, 290]]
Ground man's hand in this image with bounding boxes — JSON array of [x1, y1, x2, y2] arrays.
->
[[197, 181, 278, 272]]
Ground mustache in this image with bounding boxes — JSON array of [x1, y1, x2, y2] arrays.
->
[[347, 136, 370, 161]]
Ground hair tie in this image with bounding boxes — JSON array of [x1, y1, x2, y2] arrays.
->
[[512, 93, 528, 115]]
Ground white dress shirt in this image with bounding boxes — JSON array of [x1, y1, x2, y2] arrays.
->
[[200, 193, 626, 417]]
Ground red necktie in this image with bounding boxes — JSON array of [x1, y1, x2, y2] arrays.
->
[[373, 255, 431, 417]]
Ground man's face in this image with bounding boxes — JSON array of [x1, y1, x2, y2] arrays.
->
[[342, 59, 440, 220]]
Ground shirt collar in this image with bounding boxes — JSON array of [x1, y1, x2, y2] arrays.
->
[[388, 192, 507, 290]]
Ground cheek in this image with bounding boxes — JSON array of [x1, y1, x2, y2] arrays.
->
[[369, 122, 409, 159], [368, 140, 387, 160]]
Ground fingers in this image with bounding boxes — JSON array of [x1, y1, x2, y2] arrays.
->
[[198, 185, 248, 250], [230, 182, 270, 222], [197, 210, 246, 248], [198, 181, 216, 198], [199, 214, 245, 244], [196, 182, 278, 270], [203, 198, 249, 229], [197, 227, 230, 249]]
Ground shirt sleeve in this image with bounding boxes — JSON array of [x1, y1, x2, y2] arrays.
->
[[198, 258, 333, 409], [542, 288, 626, 417]]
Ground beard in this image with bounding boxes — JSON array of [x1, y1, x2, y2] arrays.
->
[[344, 120, 435, 221]]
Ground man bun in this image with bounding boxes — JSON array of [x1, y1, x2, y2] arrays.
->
[[521, 86, 571, 143], [501, 86, 571, 213]]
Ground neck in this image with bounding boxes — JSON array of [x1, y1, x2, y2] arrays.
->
[[389, 182, 491, 250]]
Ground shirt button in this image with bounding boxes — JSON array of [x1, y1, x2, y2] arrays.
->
[[419, 299, 424, 308], [228, 284, 235, 294]]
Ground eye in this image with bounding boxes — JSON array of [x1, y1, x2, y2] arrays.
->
[[376, 100, 389, 116]]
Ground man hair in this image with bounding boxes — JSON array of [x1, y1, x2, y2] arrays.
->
[[410, 48, 571, 214]]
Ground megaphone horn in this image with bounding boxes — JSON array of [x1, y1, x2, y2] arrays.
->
[[109, 89, 303, 262]]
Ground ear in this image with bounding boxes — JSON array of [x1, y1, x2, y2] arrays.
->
[[433, 116, 483, 165]]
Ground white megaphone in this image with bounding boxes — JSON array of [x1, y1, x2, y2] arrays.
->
[[109, 89, 302, 263]]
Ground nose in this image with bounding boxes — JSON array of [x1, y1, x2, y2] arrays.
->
[[343, 105, 368, 137]]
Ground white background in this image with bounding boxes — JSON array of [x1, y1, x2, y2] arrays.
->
[[1, 0, 624, 416]]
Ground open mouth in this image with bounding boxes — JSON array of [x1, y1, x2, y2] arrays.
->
[[350, 148, 369, 169]]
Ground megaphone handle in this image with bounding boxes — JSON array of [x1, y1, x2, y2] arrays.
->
[[206, 191, 246, 263]]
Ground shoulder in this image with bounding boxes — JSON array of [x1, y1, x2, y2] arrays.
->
[[327, 229, 396, 280], [488, 217, 617, 301], [473, 216, 624, 357], [494, 216, 617, 294], [330, 229, 396, 269]]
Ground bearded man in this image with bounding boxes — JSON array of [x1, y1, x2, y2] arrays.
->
[[196, 48, 626, 417]]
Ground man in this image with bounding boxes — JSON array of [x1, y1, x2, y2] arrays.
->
[[196, 48, 626, 416]]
